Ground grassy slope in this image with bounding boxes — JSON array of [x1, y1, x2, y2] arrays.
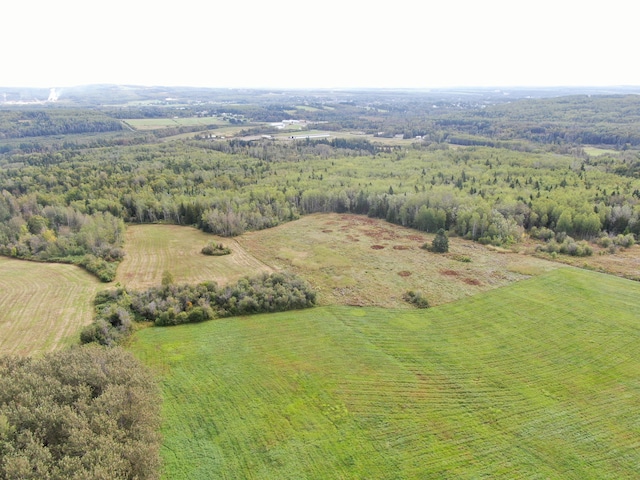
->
[[132, 267, 640, 479], [0, 257, 103, 356], [238, 213, 558, 307]]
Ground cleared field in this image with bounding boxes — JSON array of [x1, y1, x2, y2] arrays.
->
[[115, 224, 273, 289], [123, 116, 226, 130], [238, 213, 559, 307], [132, 267, 640, 479], [0, 257, 102, 356]]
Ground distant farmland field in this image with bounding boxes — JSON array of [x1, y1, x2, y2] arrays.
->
[[132, 267, 640, 479], [0, 257, 102, 356], [122, 116, 226, 130]]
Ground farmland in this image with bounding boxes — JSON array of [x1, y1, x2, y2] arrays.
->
[[116, 224, 273, 289], [1, 86, 640, 478], [0, 257, 102, 356], [132, 267, 640, 479]]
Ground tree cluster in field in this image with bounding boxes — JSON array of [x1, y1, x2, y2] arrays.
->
[[81, 272, 317, 345], [403, 290, 430, 308], [201, 242, 231, 255], [0, 345, 161, 480]]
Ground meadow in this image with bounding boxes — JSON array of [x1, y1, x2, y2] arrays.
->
[[0, 257, 102, 356], [237, 213, 558, 307], [132, 267, 640, 479]]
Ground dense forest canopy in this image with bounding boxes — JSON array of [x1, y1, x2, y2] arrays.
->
[[0, 345, 161, 480], [0, 87, 639, 280]]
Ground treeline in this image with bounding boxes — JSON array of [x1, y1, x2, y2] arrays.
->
[[0, 195, 125, 281], [430, 95, 640, 149], [0, 110, 123, 139], [81, 272, 317, 345], [0, 138, 638, 263], [0, 345, 161, 480]]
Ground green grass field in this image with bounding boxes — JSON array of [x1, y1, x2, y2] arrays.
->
[[132, 267, 640, 479], [0, 257, 103, 356]]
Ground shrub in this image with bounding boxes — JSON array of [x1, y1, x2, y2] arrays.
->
[[201, 242, 231, 256], [403, 290, 430, 308]]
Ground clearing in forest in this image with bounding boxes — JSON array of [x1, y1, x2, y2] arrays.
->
[[0, 257, 102, 356], [237, 213, 560, 308], [115, 224, 273, 289]]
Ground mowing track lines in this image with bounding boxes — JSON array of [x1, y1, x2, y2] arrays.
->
[[0, 257, 102, 356], [118, 224, 274, 289]]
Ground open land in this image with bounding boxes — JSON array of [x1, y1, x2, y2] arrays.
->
[[0, 257, 102, 356], [132, 267, 640, 479]]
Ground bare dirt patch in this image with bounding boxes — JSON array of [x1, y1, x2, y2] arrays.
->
[[371, 245, 385, 250], [322, 229, 333, 233], [463, 278, 482, 285], [440, 269, 459, 276], [397, 271, 412, 277]]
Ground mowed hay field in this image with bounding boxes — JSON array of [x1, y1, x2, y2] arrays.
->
[[237, 213, 560, 307], [0, 257, 103, 356], [115, 224, 273, 289], [132, 267, 640, 479]]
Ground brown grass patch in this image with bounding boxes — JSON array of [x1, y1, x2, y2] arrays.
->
[[235, 213, 562, 308], [440, 269, 459, 276], [463, 278, 482, 285], [322, 229, 333, 233], [397, 271, 412, 277]]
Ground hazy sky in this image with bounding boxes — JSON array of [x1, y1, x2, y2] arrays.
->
[[3, 0, 637, 89]]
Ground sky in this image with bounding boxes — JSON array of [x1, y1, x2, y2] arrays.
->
[[2, 0, 638, 89]]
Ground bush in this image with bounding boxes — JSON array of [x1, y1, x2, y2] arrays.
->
[[201, 242, 231, 256], [81, 272, 317, 340], [403, 290, 430, 308], [537, 236, 593, 257]]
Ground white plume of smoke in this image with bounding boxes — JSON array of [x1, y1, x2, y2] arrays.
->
[[47, 88, 60, 102]]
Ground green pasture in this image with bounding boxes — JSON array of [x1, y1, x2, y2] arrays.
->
[[132, 267, 640, 479], [583, 146, 619, 156]]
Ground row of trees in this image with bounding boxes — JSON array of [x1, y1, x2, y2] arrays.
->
[[81, 272, 317, 345]]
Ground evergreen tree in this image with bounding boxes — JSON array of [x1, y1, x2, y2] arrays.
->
[[432, 228, 449, 253]]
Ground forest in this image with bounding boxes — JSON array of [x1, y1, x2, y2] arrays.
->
[[1, 86, 639, 477], [1, 93, 639, 282]]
